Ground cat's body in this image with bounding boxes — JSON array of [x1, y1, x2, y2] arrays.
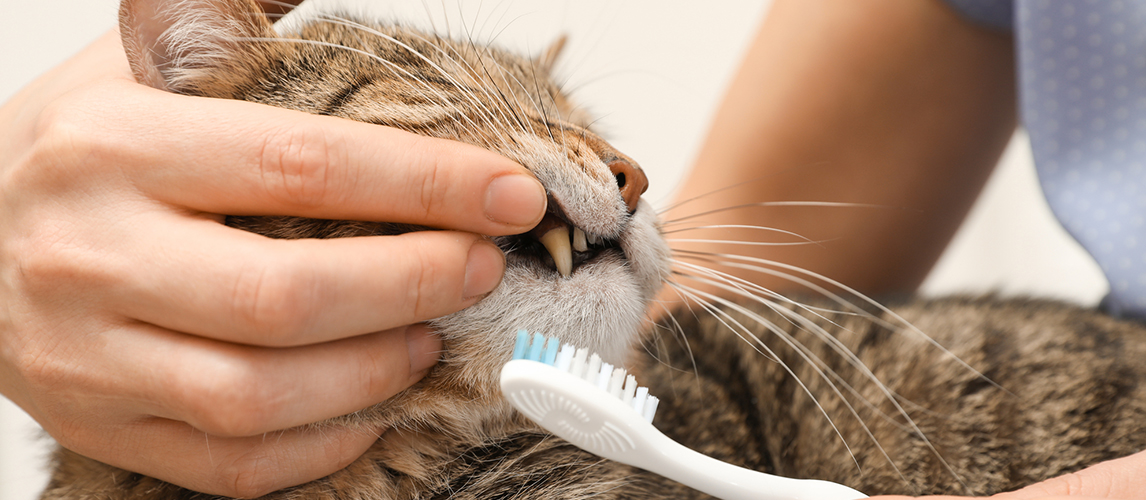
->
[[45, 295, 1146, 499], [41, 0, 1146, 498]]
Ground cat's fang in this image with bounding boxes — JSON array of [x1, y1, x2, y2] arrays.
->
[[539, 225, 573, 277], [572, 227, 589, 252]]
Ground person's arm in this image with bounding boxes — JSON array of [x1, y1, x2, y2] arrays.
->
[[664, 0, 1016, 297], [0, 5, 544, 498]]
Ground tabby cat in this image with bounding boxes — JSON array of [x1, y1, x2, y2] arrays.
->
[[40, 0, 1146, 498]]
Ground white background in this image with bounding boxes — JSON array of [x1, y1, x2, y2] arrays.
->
[[0, 1, 1107, 499]]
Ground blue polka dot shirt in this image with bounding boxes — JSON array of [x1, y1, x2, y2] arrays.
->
[[945, 0, 1146, 319]]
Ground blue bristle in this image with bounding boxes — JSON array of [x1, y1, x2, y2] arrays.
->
[[528, 332, 546, 361], [542, 337, 559, 365], [512, 330, 530, 360]]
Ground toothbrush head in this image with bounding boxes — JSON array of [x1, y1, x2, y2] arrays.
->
[[508, 329, 659, 423], [502, 330, 870, 500]]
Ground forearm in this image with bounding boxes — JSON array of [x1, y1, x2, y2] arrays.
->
[[665, 0, 1016, 297]]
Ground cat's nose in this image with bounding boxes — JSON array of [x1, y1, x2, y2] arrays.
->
[[609, 159, 648, 212]]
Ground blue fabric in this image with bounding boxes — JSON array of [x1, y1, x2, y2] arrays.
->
[[943, 0, 1146, 319], [944, 0, 1013, 30]]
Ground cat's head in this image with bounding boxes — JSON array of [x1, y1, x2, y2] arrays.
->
[[119, 0, 670, 430]]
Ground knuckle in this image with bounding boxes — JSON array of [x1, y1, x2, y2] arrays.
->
[[405, 240, 451, 319], [183, 360, 274, 437], [229, 256, 319, 345], [21, 107, 91, 187], [415, 143, 445, 219], [10, 224, 116, 299], [257, 124, 346, 209], [27, 93, 124, 184], [13, 336, 73, 395], [221, 452, 279, 499], [1034, 470, 1087, 497]]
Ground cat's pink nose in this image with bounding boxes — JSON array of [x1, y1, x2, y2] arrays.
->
[[609, 160, 648, 212]]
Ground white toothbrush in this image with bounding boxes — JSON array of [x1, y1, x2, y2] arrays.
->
[[499, 331, 868, 500]]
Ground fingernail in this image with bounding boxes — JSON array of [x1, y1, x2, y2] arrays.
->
[[463, 240, 505, 299], [405, 324, 442, 374], [484, 174, 547, 228]]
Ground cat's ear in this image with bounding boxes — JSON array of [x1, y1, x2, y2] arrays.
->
[[119, 0, 277, 93], [535, 34, 568, 73]]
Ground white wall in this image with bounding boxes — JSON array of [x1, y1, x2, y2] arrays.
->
[[0, 1, 1106, 499]]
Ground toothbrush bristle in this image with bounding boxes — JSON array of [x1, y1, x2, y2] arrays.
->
[[511, 331, 660, 423], [555, 344, 575, 372], [597, 362, 614, 391], [542, 339, 559, 365], [512, 330, 530, 360], [528, 332, 546, 361]]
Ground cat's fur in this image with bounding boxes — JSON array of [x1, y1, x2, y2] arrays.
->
[[41, 0, 1146, 498]]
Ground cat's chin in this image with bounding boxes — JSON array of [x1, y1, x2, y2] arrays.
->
[[334, 200, 669, 440]]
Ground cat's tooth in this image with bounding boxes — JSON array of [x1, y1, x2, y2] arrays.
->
[[587, 233, 602, 246], [572, 227, 589, 252], [539, 225, 573, 277]]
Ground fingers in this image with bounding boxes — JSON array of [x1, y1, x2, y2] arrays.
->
[[20, 321, 438, 498], [97, 214, 503, 346], [993, 450, 1146, 500], [871, 451, 1146, 500], [97, 323, 440, 436], [61, 82, 546, 235], [72, 417, 382, 498]]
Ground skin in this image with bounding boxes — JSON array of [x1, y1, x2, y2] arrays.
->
[[665, 0, 1146, 499], [0, 1, 545, 497], [664, 0, 1016, 297]]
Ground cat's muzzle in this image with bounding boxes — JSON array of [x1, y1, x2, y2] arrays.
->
[[504, 198, 622, 278]]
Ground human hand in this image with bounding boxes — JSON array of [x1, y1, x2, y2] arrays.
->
[[872, 449, 1146, 500], [0, 26, 545, 500]]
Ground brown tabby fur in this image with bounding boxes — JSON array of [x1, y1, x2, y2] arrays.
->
[[41, 0, 1146, 498]]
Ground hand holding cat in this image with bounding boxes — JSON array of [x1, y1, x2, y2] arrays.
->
[[872, 448, 1146, 500], [0, 23, 544, 500]]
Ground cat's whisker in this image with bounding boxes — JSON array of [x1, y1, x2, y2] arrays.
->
[[432, 15, 531, 137], [649, 285, 709, 378], [254, 0, 300, 12], [661, 223, 820, 238], [463, 43, 533, 137], [638, 317, 698, 390], [451, 8, 533, 138], [668, 279, 926, 482], [669, 254, 977, 489], [672, 251, 876, 322], [231, 36, 482, 135], [310, 15, 514, 140], [674, 249, 1007, 395], [658, 201, 898, 221], [529, 63, 557, 142], [446, 3, 540, 139], [297, 14, 493, 131], [418, 1, 441, 36], [388, 30, 526, 143], [666, 238, 834, 247], [670, 260, 855, 325], [670, 264, 922, 436], [666, 282, 866, 472], [491, 58, 549, 137]]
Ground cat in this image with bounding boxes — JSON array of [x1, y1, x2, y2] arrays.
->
[[40, 0, 1146, 498]]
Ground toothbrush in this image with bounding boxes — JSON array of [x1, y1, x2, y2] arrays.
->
[[500, 331, 868, 500]]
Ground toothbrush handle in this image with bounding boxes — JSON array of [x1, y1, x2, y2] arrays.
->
[[640, 432, 868, 500]]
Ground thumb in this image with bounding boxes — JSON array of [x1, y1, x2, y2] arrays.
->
[[993, 450, 1146, 500]]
